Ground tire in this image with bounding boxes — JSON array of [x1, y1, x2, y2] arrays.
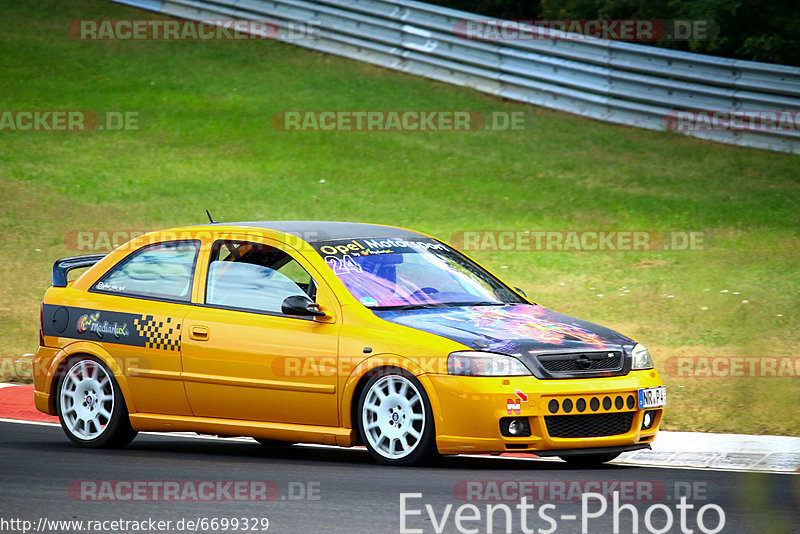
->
[[357, 371, 438, 466], [559, 452, 620, 466], [56, 355, 137, 448]]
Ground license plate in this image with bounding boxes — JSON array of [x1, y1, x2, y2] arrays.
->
[[638, 386, 666, 409]]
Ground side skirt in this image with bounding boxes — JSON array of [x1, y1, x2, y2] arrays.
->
[[129, 413, 355, 446]]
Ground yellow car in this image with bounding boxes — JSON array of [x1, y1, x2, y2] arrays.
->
[[35, 221, 665, 466]]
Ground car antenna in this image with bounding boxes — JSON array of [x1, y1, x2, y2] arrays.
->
[[205, 209, 217, 224]]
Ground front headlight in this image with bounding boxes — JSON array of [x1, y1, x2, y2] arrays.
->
[[447, 351, 530, 376], [632, 344, 654, 370]]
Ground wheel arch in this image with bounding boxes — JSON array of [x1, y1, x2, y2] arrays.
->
[[47, 342, 136, 415], [340, 354, 441, 444]]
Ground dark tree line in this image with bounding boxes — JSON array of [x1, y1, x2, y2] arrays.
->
[[429, 0, 800, 66]]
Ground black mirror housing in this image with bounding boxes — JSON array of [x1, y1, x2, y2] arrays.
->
[[281, 295, 326, 317]]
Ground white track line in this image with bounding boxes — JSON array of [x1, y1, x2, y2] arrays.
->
[[0, 417, 60, 427], [2, 380, 798, 474], [1, 417, 796, 473]]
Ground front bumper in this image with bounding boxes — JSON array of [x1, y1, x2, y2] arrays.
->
[[425, 369, 664, 455]]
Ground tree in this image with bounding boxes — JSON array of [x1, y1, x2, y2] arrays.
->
[[426, 0, 800, 66]]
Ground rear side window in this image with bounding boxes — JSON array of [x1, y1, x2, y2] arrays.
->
[[92, 241, 200, 302]]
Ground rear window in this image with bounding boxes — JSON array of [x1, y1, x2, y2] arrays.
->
[[91, 241, 200, 302]]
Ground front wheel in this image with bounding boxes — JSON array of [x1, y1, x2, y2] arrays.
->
[[56, 356, 137, 448], [357, 371, 438, 466], [559, 452, 620, 467]]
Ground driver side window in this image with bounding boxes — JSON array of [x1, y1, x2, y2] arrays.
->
[[205, 240, 317, 315]]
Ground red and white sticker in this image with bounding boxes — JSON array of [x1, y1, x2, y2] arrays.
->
[[506, 389, 528, 414], [506, 400, 521, 415]]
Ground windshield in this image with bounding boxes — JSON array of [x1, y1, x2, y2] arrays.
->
[[312, 237, 527, 310]]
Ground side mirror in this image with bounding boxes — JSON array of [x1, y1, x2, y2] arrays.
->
[[514, 287, 527, 298], [281, 295, 326, 317]]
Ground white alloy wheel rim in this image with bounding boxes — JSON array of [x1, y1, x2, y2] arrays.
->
[[59, 360, 114, 440], [362, 375, 426, 459]]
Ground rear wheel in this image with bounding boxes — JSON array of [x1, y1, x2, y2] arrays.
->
[[56, 356, 137, 448], [357, 371, 438, 466], [559, 452, 620, 466]]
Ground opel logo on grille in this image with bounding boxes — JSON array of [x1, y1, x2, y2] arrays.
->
[[576, 354, 593, 370]]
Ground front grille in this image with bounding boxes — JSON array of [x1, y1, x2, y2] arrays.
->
[[545, 412, 635, 438], [538, 351, 623, 373]]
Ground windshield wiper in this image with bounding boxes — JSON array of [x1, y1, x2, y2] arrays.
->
[[370, 303, 452, 311], [453, 301, 506, 307], [370, 301, 507, 311]]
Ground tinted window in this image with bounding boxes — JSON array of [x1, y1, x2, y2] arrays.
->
[[92, 241, 200, 302], [205, 240, 316, 314]]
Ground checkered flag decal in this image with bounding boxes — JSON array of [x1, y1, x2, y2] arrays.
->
[[133, 315, 181, 351]]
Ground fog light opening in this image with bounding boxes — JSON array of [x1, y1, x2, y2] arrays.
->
[[500, 417, 532, 437], [641, 410, 658, 430]]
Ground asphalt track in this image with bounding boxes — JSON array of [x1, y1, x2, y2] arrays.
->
[[0, 421, 797, 534]]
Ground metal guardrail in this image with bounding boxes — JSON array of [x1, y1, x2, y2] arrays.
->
[[111, 0, 800, 153]]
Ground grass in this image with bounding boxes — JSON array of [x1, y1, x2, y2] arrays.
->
[[1, 0, 798, 436]]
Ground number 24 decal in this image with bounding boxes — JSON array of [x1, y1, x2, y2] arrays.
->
[[325, 255, 363, 275]]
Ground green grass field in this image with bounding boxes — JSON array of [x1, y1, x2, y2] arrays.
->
[[1, 0, 798, 435]]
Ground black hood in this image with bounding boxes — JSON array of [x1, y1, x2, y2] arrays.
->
[[373, 304, 635, 378]]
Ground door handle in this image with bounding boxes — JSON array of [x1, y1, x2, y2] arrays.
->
[[189, 325, 209, 341]]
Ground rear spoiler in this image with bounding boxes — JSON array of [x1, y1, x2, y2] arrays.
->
[[51, 254, 107, 287]]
